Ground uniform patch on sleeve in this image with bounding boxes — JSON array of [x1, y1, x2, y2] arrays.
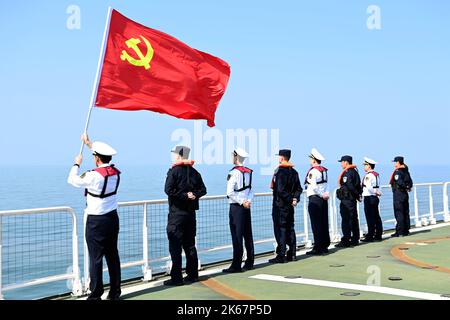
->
[[343, 177, 348, 183], [80, 172, 87, 179], [365, 176, 369, 181], [309, 173, 313, 179], [395, 175, 399, 181], [227, 174, 231, 181]]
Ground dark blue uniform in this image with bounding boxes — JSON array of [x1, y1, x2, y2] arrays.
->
[[165, 162, 207, 284], [271, 165, 303, 262], [390, 166, 413, 236], [337, 166, 362, 246]]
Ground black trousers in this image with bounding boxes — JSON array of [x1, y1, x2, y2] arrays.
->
[[272, 205, 296, 258], [363, 196, 383, 239], [340, 199, 360, 243], [308, 196, 330, 251], [229, 204, 254, 269], [85, 210, 121, 300], [393, 190, 410, 235], [167, 212, 198, 282]]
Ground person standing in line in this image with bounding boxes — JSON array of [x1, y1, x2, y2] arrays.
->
[[390, 156, 413, 237]]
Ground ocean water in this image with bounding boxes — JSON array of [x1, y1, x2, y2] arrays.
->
[[1, 164, 449, 299]]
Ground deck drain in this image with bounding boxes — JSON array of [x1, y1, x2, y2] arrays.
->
[[421, 266, 439, 270], [441, 294, 450, 298], [398, 247, 409, 251], [367, 255, 381, 259], [285, 276, 302, 279], [388, 277, 403, 281], [330, 264, 345, 268], [423, 242, 436, 244], [341, 292, 360, 297]]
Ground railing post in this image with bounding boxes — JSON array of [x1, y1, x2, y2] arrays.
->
[[444, 183, 450, 222], [83, 212, 90, 294], [142, 203, 152, 281], [332, 190, 340, 242], [414, 186, 421, 227], [70, 210, 83, 296], [0, 216, 4, 300], [303, 198, 311, 248], [429, 185, 436, 225], [328, 195, 335, 244]]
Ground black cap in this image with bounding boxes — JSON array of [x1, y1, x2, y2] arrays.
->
[[338, 155, 353, 163], [392, 156, 404, 163], [276, 149, 291, 160]]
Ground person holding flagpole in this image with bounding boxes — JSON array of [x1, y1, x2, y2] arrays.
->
[[68, 134, 122, 300]]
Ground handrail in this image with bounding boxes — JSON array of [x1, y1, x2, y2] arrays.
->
[[0, 206, 82, 299]]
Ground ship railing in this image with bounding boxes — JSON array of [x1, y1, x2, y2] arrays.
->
[[0, 207, 82, 300], [330, 182, 449, 239], [82, 192, 311, 292]]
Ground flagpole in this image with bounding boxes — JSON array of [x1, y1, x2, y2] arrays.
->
[[79, 6, 113, 155]]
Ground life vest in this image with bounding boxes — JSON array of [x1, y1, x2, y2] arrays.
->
[[304, 166, 328, 186], [85, 165, 121, 199], [363, 171, 380, 189], [232, 166, 253, 192], [172, 160, 195, 168], [338, 165, 357, 187], [270, 162, 294, 189]]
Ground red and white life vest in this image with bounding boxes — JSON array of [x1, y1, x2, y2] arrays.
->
[[85, 165, 121, 199]]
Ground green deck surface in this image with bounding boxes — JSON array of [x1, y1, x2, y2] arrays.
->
[[123, 225, 450, 300]]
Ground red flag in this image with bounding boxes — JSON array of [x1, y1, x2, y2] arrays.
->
[[95, 9, 230, 127]]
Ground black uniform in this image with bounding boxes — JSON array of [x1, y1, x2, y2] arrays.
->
[[164, 163, 207, 283], [390, 166, 413, 236], [271, 165, 303, 261], [337, 167, 363, 245]]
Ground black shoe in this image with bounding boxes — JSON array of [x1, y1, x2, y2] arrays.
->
[[351, 241, 359, 247], [163, 279, 184, 286], [374, 237, 383, 242], [287, 256, 297, 262], [306, 249, 322, 256], [106, 291, 121, 300], [361, 237, 374, 243], [391, 233, 400, 238], [242, 265, 254, 271], [87, 295, 102, 301], [403, 232, 410, 237], [222, 268, 243, 273], [320, 248, 329, 254], [183, 276, 199, 284], [335, 242, 352, 248], [268, 257, 286, 264]]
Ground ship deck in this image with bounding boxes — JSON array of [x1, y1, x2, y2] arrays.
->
[[77, 223, 450, 300]]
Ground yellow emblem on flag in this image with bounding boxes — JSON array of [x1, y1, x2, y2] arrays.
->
[[120, 35, 154, 70]]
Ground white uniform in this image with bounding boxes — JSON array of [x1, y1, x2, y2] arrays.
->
[[305, 168, 329, 198], [227, 168, 254, 205], [362, 171, 381, 197], [67, 163, 119, 215]]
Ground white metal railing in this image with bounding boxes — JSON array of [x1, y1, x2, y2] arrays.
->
[[331, 182, 449, 239], [444, 182, 450, 222], [83, 192, 310, 289], [1, 181, 449, 299], [0, 207, 82, 300]]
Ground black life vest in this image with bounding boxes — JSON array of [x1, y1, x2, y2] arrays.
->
[[85, 165, 121, 199], [363, 171, 380, 189], [232, 166, 253, 192], [305, 166, 328, 186]]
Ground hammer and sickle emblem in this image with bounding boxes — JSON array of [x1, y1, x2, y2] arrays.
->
[[120, 35, 154, 70]]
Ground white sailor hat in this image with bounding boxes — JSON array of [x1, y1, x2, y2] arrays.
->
[[92, 141, 117, 156], [309, 148, 325, 161], [171, 145, 190, 159], [363, 157, 378, 165], [233, 147, 249, 158]]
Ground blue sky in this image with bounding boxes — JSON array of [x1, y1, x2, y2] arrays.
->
[[0, 0, 449, 166]]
